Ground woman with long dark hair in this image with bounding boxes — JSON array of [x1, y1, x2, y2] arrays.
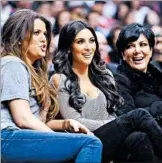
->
[[1, 9, 103, 163], [51, 20, 162, 162]]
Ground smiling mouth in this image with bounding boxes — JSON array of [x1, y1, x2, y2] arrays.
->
[[132, 57, 144, 64], [82, 53, 93, 58]]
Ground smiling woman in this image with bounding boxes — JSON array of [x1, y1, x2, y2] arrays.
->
[[115, 23, 162, 129], [122, 34, 152, 72], [72, 28, 96, 66]]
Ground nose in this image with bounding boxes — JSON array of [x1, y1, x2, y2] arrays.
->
[[41, 33, 47, 43], [134, 45, 141, 54], [84, 41, 91, 51]]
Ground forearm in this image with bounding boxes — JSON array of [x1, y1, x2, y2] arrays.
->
[[46, 120, 65, 131], [16, 114, 53, 132]]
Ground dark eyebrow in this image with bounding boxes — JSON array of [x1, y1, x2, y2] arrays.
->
[[74, 37, 95, 42], [128, 39, 148, 44], [139, 40, 148, 43], [74, 38, 84, 42]]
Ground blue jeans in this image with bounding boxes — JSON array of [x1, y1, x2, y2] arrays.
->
[[1, 128, 102, 163]]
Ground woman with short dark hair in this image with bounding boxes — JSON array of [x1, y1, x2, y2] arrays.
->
[[115, 23, 162, 128]]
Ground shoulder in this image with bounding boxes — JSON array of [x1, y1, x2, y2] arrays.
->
[[1, 56, 29, 72], [1, 58, 29, 76], [49, 73, 67, 89], [114, 72, 131, 88]]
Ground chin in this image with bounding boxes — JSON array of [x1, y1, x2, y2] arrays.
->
[[39, 53, 46, 58], [133, 65, 147, 72]]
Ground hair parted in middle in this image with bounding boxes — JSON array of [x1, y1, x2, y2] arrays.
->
[[53, 20, 124, 113], [1, 9, 59, 122]]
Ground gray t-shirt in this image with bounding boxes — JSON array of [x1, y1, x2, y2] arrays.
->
[[1, 56, 40, 130], [50, 74, 116, 131]]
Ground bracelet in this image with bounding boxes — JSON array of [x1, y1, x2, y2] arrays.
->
[[62, 119, 68, 131]]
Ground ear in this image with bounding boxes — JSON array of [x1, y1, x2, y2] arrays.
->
[[149, 48, 153, 58], [122, 52, 126, 60]]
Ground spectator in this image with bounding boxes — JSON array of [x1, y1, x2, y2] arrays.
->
[[115, 23, 162, 129], [96, 31, 110, 64], [1, 9, 102, 163], [151, 25, 162, 71]]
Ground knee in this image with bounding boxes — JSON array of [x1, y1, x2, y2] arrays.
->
[[85, 135, 103, 152], [135, 108, 151, 117], [124, 131, 153, 151], [124, 131, 147, 147], [90, 136, 103, 148]]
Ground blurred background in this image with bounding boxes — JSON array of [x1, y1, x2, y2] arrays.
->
[[1, 0, 162, 73]]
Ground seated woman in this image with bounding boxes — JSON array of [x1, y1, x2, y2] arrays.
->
[[114, 23, 162, 127], [50, 20, 162, 162], [1, 9, 103, 163]]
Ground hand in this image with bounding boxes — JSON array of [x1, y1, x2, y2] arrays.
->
[[63, 119, 94, 136]]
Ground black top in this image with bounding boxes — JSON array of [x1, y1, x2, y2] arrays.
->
[[114, 62, 162, 126]]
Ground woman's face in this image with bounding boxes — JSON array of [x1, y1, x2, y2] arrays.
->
[[71, 28, 96, 67], [123, 34, 152, 72], [22, 18, 48, 64]]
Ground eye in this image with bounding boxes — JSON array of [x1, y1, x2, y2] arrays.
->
[[34, 30, 40, 35], [89, 38, 95, 44], [140, 42, 147, 47], [126, 44, 134, 49], [77, 39, 85, 44]]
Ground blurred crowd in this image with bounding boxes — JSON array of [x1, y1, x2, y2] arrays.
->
[[1, 0, 162, 73]]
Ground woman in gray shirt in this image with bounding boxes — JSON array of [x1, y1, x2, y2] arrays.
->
[[51, 20, 162, 162], [1, 9, 103, 163]]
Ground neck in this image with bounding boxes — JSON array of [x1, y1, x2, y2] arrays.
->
[[72, 63, 89, 79]]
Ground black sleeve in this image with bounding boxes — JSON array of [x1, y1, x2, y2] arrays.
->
[[114, 73, 136, 116]]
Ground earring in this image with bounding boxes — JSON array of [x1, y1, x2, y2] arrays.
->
[[18, 42, 21, 45]]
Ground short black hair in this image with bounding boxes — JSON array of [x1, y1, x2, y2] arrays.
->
[[116, 23, 155, 57]]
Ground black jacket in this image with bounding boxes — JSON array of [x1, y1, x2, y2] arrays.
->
[[114, 62, 162, 126]]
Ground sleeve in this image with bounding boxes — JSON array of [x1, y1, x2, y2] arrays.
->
[[57, 91, 111, 132], [1, 62, 30, 102], [114, 73, 136, 116]]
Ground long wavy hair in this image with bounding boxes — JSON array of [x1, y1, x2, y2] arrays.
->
[[53, 20, 124, 113], [1, 9, 58, 122]]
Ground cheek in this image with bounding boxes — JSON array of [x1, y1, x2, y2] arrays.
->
[[71, 45, 82, 55], [123, 50, 134, 60], [147, 49, 152, 59]]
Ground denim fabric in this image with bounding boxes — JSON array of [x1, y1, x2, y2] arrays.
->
[[1, 128, 102, 163], [94, 108, 162, 162]]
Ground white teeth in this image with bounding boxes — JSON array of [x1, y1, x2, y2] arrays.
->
[[84, 55, 91, 58], [133, 57, 143, 61], [82, 53, 92, 58]]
